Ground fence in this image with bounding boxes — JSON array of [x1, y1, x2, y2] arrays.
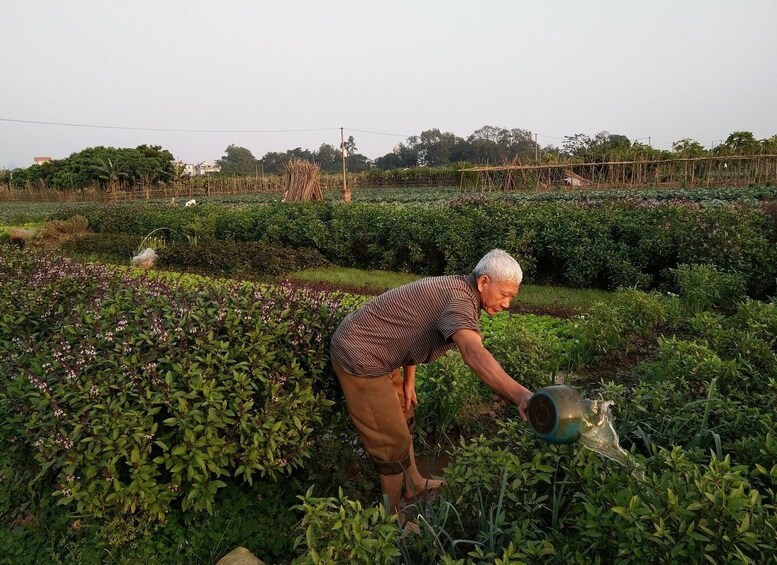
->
[[459, 155, 777, 192], [0, 169, 462, 203], [3, 155, 777, 202]]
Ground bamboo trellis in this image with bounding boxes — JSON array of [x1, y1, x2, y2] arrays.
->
[[459, 155, 777, 192]]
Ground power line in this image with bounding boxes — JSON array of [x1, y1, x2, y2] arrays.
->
[[345, 127, 414, 138], [0, 117, 675, 148], [0, 117, 339, 134]]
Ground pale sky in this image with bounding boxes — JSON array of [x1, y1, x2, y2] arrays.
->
[[2, 0, 776, 169]]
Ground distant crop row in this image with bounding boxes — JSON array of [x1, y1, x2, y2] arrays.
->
[[51, 198, 777, 299]]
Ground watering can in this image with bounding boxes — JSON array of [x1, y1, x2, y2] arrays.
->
[[526, 384, 588, 444]]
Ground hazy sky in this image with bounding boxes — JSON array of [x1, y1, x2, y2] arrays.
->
[[2, 1, 776, 169]]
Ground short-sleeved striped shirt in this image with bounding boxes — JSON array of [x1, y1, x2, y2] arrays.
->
[[331, 274, 482, 377]]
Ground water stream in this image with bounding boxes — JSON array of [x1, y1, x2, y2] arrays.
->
[[579, 398, 645, 480]]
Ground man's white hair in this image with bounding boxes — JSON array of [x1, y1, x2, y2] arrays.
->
[[473, 249, 523, 285]]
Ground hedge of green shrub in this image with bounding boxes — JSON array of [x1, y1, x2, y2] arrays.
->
[[68, 200, 777, 298], [60, 233, 145, 262], [156, 240, 328, 276], [0, 245, 350, 521]]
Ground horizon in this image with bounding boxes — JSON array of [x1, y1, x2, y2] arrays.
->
[[2, 1, 776, 169]]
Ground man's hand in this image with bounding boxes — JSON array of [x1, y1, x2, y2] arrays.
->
[[516, 389, 533, 421], [402, 365, 417, 410]]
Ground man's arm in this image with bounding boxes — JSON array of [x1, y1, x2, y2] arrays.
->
[[452, 328, 533, 420]]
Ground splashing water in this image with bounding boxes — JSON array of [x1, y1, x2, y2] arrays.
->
[[580, 399, 645, 480]]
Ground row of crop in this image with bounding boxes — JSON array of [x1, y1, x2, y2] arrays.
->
[[0, 246, 360, 522], [2, 245, 775, 562], [298, 425, 776, 564], [4, 184, 776, 224], [58, 199, 777, 298]]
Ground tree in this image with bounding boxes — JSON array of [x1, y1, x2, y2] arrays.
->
[[341, 135, 357, 157], [505, 128, 538, 161], [313, 143, 341, 173], [465, 126, 510, 164], [562, 133, 594, 158], [374, 141, 421, 169], [672, 138, 707, 157], [217, 145, 260, 175], [719, 131, 760, 155], [92, 157, 128, 192], [260, 148, 316, 174], [415, 129, 461, 166], [761, 135, 777, 154], [346, 154, 372, 173]]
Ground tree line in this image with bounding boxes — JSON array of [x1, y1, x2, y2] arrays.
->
[[217, 127, 777, 175], [3, 145, 176, 191], [3, 127, 776, 190]]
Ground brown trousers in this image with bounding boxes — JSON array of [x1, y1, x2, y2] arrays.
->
[[332, 361, 415, 475]]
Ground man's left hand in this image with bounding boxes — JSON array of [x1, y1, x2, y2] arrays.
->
[[402, 365, 417, 410]]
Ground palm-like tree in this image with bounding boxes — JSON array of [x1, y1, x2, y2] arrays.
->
[[92, 157, 128, 192]]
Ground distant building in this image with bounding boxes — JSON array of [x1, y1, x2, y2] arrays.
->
[[171, 159, 220, 176], [33, 156, 52, 166], [195, 161, 220, 175]]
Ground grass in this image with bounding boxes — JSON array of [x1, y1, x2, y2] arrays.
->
[[283, 267, 611, 312], [513, 284, 611, 312], [0, 222, 40, 239], [285, 267, 422, 292]]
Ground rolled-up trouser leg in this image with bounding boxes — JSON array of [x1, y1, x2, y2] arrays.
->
[[333, 361, 414, 475]]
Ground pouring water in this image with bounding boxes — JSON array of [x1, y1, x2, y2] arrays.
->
[[527, 384, 644, 479]]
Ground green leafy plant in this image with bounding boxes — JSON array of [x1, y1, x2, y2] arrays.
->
[[0, 246, 348, 521], [292, 487, 401, 564]]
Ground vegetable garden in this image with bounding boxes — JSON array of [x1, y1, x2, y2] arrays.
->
[[1, 186, 776, 564]]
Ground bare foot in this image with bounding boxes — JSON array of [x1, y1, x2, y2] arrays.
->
[[400, 519, 421, 536], [403, 477, 444, 501]]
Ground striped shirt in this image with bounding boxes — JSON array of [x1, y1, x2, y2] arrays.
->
[[331, 274, 482, 376]]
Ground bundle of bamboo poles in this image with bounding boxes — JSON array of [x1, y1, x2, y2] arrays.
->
[[282, 159, 322, 202]]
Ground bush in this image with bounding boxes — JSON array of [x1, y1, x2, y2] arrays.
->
[[292, 487, 400, 564], [60, 233, 144, 261], [621, 338, 744, 453], [415, 351, 486, 439], [687, 300, 777, 396], [567, 288, 675, 367], [156, 240, 328, 276], [0, 245, 348, 520], [560, 447, 777, 563], [481, 312, 571, 387], [670, 263, 747, 313], [75, 200, 777, 298]]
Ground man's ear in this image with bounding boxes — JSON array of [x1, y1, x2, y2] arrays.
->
[[477, 274, 489, 292]]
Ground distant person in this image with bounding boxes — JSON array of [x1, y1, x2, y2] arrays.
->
[[330, 249, 533, 526]]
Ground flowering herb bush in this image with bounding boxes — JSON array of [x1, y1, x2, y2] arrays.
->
[[69, 199, 777, 298], [0, 245, 350, 520]]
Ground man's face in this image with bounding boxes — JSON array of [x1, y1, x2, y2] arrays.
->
[[477, 275, 519, 315]]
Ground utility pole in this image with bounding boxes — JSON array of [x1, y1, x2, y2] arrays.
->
[[341, 127, 351, 203], [534, 133, 539, 162]]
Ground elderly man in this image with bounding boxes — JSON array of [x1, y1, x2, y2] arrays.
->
[[330, 249, 533, 520]]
